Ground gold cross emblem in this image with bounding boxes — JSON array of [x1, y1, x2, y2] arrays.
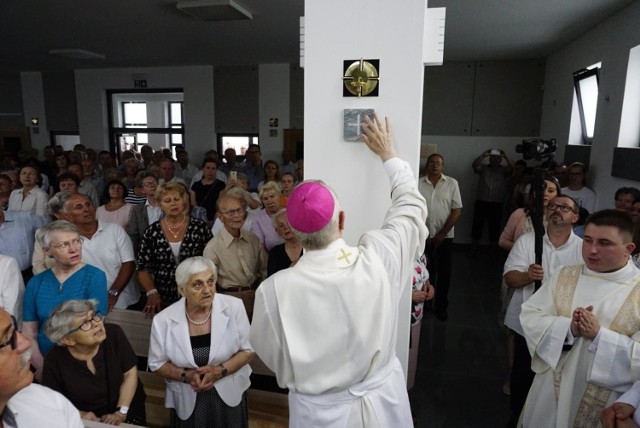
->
[[338, 249, 352, 263]]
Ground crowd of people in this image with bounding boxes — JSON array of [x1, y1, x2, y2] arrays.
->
[[0, 142, 312, 426], [4, 130, 640, 427], [418, 147, 640, 427]]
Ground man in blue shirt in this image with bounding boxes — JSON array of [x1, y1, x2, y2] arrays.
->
[[0, 210, 48, 283]]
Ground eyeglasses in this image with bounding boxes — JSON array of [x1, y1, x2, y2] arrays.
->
[[220, 208, 244, 218], [142, 181, 158, 188], [0, 316, 18, 350], [548, 203, 576, 213], [51, 237, 83, 251], [65, 311, 103, 336]]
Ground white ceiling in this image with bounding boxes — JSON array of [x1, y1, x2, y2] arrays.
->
[[0, 0, 634, 73]]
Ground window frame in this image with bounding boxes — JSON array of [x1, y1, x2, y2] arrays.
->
[[573, 67, 600, 145]]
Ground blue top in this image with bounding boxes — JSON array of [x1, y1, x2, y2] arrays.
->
[[23, 264, 107, 355]]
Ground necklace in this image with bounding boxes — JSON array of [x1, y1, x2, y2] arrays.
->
[[164, 214, 186, 239], [185, 308, 212, 325]]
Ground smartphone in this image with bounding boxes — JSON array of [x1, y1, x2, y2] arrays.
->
[[229, 171, 237, 182]]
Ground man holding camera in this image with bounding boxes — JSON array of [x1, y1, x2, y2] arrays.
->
[[470, 148, 515, 254]]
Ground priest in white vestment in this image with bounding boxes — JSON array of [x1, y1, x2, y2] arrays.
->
[[520, 209, 640, 428], [250, 114, 428, 428]]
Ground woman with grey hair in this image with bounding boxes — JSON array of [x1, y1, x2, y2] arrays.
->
[[22, 220, 107, 380], [251, 181, 285, 251], [148, 256, 254, 427], [42, 299, 146, 425], [267, 208, 302, 277]]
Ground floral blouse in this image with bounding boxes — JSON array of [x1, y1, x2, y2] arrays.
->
[[136, 218, 213, 304], [411, 254, 430, 326]]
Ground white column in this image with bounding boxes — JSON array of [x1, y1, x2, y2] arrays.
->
[[304, 0, 429, 375]]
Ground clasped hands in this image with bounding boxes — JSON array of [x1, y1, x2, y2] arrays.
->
[[185, 365, 224, 392], [81, 411, 125, 426], [601, 402, 638, 428], [571, 305, 600, 340]]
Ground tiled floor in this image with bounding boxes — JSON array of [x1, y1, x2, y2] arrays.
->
[[409, 246, 512, 427]]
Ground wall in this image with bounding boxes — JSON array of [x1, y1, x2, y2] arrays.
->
[[421, 135, 538, 245], [75, 66, 215, 161], [43, 71, 78, 132], [20, 72, 48, 149], [304, 0, 429, 373], [214, 66, 259, 135], [0, 72, 23, 128], [421, 59, 545, 244], [423, 60, 545, 136], [258, 64, 290, 164], [540, 1, 640, 210]]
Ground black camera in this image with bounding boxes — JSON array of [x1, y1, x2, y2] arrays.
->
[[515, 138, 557, 160]]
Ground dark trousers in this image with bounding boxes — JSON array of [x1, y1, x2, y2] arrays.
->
[[508, 332, 535, 428], [471, 200, 503, 243], [426, 237, 453, 311]]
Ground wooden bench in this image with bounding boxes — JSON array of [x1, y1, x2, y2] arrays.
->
[[106, 310, 169, 428], [106, 309, 288, 427]]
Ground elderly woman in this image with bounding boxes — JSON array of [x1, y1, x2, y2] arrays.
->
[[8, 165, 50, 217], [97, 179, 134, 228], [22, 220, 107, 379], [149, 256, 254, 427], [267, 209, 302, 277], [251, 181, 285, 251], [137, 182, 212, 315], [42, 299, 146, 425]]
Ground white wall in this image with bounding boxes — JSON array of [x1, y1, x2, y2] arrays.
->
[[20, 72, 49, 149], [259, 64, 290, 164], [540, 1, 640, 210], [421, 135, 535, 244], [75, 66, 215, 161], [305, 0, 429, 375]]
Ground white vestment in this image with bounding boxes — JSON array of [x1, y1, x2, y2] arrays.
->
[[250, 158, 428, 428], [520, 261, 640, 428]]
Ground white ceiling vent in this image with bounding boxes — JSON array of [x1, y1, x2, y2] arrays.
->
[[176, 0, 253, 21]]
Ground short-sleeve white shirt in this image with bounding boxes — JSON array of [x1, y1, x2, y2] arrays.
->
[[4, 384, 83, 428], [81, 221, 139, 308], [503, 230, 583, 335], [418, 174, 463, 239]]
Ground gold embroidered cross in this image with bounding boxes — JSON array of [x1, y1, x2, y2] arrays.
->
[[338, 249, 352, 263]]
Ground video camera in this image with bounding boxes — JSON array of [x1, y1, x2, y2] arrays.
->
[[515, 138, 557, 160]]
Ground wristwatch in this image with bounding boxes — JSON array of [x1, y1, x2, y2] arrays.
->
[[108, 289, 120, 297], [117, 406, 129, 417]]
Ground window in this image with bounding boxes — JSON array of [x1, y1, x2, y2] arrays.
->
[[107, 90, 184, 160], [121, 102, 148, 150], [218, 134, 259, 158], [169, 102, 183, 152], [573, 64, 600, 144], [617, 44, 640, 149]]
